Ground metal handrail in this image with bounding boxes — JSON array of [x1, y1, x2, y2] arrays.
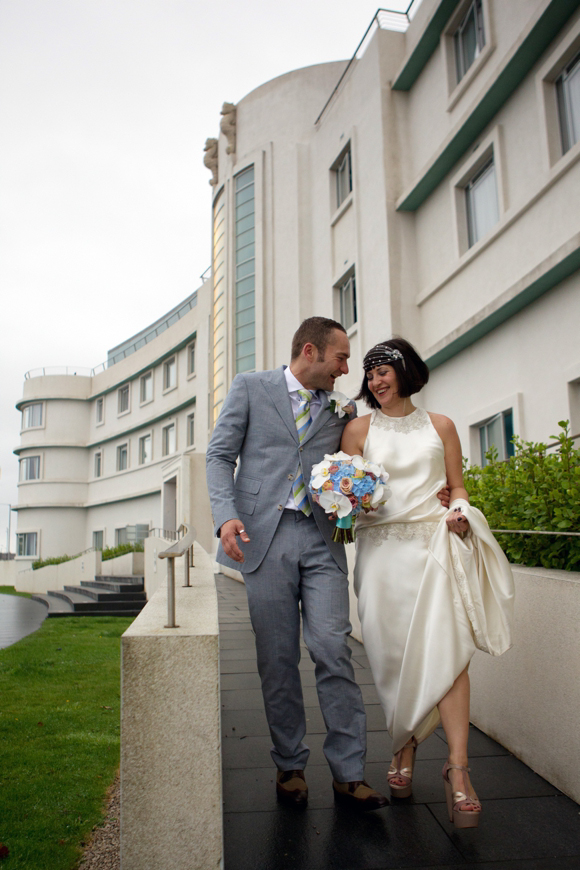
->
[[148, 528, 179, 541], [315, 2, 421, 125], [158, 524, 197, 628], [490, 529, 580, 537]]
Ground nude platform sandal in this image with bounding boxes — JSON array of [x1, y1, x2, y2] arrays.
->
[[387, 736, 417, 799], [442, 761, 482, 828]]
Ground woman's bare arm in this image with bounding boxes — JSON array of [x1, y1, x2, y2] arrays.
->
[[340, 414, 371, 457]]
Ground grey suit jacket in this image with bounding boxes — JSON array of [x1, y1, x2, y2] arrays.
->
[[205, 366, 356, 574]]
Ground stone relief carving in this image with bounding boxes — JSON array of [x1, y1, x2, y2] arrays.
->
[[203, 137, 218, 186], [220, 102, 237, 155]]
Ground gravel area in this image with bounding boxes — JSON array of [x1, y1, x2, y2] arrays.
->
[[77, 774, 120, 870]]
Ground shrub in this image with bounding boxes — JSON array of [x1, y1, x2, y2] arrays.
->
[[464, 421, 580, 571], [32, 554, 73, 570], [101, 542, 144, 561]]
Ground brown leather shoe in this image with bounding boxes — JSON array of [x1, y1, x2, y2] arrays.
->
[[332, 779, 389, 811], [276, 769, 308, 807]]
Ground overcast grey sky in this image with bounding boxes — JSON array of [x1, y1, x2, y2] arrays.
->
[[0, 0, 414, 547]]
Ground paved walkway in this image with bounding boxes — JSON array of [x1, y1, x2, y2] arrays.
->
[[0, 593, 47, 649], [217, 574, 580, 870]]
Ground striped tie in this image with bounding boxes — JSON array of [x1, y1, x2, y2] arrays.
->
[[292, 389, 313, 515]]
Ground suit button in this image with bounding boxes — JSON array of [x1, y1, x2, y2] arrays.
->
[[299, 447, 303, 452], [278, 505, 284, 511], [288, 474, 294, 480]]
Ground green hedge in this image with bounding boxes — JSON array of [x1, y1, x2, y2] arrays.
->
[[32, 542, 144, 570], [464, 421, 580, 571]]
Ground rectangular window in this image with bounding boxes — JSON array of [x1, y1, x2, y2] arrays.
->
[[96, 397, 104, 424], [139, 434, 152, 464], [213, 191, 226, 425], [465, 157, 499, 247], [93, 530, 103, 550], [94, 451, 102, 478], [478, 410, 514, 465], [117, 443, 128, 471], [22, 403, 43, 429], [557, 51, 580, 154], [235, 166, 256, 375], [163, 357, 177, 390], [20, 456, 40, 481], [455, 0, 485, 83], [338, 274, 357, 330], [187, 337, 196, 375], [335, 146, 352, 208], [162, 423, 176, 456], [118, 384, 130, 414], [115, 527, 128, 546], [140, 372, 153, 404], [187, 408, 195, 447], [17, 532, 38, 557]]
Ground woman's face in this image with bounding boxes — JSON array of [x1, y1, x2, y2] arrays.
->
[[366, 364, 400, 407]]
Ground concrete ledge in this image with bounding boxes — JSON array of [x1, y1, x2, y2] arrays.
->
[[121, 542, 222, 870], [470, 565, 580, 804], [14, 550, 102, 594], [101, 550, 144, 577]]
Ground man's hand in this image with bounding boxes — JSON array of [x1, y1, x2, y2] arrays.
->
[[446, 507, 470, 537], [220, 519, 251, 563], [437, 485, 451, 509]]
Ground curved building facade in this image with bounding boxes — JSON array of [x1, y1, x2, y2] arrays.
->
[[14, 287, 210, 568]]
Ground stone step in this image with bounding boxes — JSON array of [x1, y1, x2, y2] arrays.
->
[[31, 593, 75, 615], [94, 574, 144, 584], [65, 584, 145, 602], [47, 590, 146, 614], [79, 580, 145, 596]]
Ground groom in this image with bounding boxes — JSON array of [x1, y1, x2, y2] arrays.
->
[[206, 316, 387, 810]]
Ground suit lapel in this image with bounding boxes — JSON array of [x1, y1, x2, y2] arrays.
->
[[260, 367, 300, 443]]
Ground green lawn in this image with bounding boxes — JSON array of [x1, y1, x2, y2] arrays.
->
[[0, 586, 31, 598], [0, 616, 133, 869]]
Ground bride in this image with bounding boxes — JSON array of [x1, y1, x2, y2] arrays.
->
[[341, 337, 514, 829]]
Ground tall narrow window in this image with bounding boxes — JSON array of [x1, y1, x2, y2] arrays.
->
[[17, 532, 37, 557], [478, 410, 514, 465], [187, 337, 196, 375], [235, 166, 256, 375], [139, 434, 152, 464], [94, 451, 102, 478], [212, 192, 226, 425], [557, 51, 580, 154], [96, 397, 104, 424], [337, 274, 357, 330], [22, 403, 43, 429], [335, 146, 352, 208], [465, 158, 499, 247], [117, 443, 128, 471], [115, 527, 128, 546], [455, 0, 485, 83], [118, 384, 130, 414], [93, 530, 103, 550], [140, 372, 153, 404], [163, 357, 176, 390], [162, 423, 176, 456], [20, 456, 40, 481], [187, 407, 196, 447]]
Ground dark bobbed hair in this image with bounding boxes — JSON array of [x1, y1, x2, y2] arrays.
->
[[355, 337, 429, 407], [291, 316, 346, 360]]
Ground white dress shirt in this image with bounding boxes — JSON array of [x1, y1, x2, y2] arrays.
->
[[283, 365, 324, 509]]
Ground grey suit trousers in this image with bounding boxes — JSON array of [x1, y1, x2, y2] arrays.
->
[[244, 509, 367, 782]]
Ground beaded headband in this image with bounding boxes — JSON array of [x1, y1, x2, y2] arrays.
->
[[363, 344, 405, 372]]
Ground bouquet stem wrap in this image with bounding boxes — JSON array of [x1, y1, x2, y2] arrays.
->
[[333, 514, 354, 544]]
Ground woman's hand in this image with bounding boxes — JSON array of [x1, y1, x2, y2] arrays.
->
[[446, 507, 470, 537]]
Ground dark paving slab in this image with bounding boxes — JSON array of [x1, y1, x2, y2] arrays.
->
[[0, 593, 47, 648], [216, 573, 580, 870]]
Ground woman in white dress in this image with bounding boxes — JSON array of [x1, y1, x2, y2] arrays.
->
[[341, 338, 514, 829]]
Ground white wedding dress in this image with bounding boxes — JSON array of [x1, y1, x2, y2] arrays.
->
[[354, 407, 514, 754]]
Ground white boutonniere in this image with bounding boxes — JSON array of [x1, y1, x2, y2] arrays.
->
[[328, 391, 355, 418]]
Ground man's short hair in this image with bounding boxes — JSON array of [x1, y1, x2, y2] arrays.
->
[[291, 317, 346, 360]]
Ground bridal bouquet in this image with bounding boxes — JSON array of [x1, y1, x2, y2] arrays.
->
[[309, 451, 391, 543]]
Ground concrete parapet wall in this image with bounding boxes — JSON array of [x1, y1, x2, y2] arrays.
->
[[14, 550, 102, 594], [470, 565, 580, 804], [100, 551, 144, 577], [121, 541, 222, 870]]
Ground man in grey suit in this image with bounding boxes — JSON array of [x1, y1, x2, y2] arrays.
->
[[206, 316, 387, 810]]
